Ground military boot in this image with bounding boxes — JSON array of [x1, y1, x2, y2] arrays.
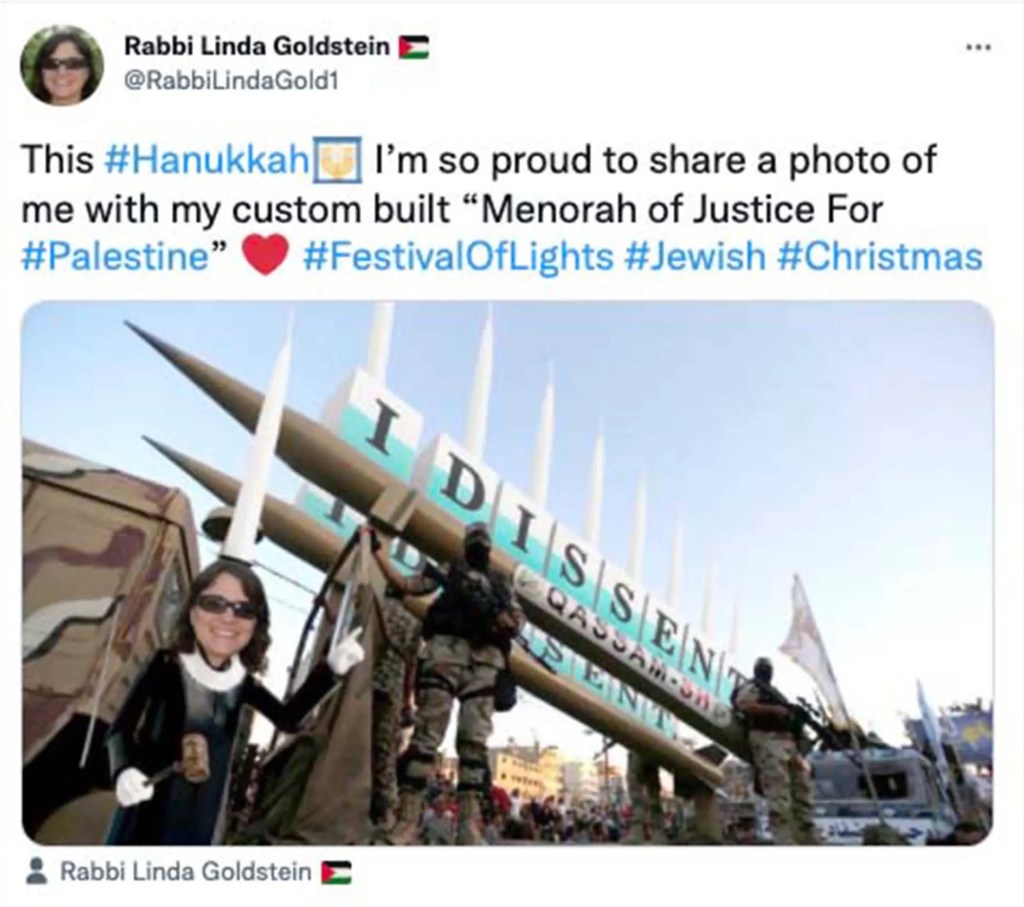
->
[[455, 791, 485, 845], [383, 790, 424, 845]]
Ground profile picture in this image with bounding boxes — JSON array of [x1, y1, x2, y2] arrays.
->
[[21, 25, 103, 107]]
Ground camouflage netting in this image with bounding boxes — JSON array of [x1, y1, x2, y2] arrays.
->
[[23, 440, 199, 842], [235, 584, 379, 845]]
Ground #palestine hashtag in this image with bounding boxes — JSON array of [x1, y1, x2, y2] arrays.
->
[[23, 240, 211, 271]]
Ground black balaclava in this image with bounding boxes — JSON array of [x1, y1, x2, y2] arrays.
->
[[464, 522, 492, 571], [753, 657, 773, 684]]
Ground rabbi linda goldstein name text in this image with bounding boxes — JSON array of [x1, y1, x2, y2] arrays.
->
[[60, 858, 313, 882], [124, 34, 390, 56]]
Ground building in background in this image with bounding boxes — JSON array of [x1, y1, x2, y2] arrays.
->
[[537, 746, 563, 797], [606, 764, 626, 806], [562, 760, 600, 805], [491, 750, 543, 800], [489, 740, 564, 800]]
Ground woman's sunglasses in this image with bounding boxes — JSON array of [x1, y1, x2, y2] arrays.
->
[[41, 57, 89, 72], [194, 594, 260, 621]]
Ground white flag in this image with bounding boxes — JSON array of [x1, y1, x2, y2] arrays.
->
[[780, 575, 851, 727]]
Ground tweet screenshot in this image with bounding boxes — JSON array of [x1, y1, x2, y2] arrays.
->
[[6, 0, 1022, 903]]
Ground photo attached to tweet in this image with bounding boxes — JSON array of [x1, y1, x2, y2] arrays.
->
[[5, 0, 1022, 904], [22, 302, 992, 864]]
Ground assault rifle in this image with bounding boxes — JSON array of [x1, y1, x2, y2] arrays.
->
[[420, 560, 556, 675], [751, 681, 846, 753], [793, 696, 848, 752]]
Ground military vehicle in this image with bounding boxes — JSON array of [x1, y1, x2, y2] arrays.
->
[[22, 440, 199, 843], [18, 319, 769, 846], [809, 747, 957, 845], [21, 431, 727, 844]]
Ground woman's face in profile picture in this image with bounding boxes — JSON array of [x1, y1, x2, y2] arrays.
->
[[39, 39, 91, 105]]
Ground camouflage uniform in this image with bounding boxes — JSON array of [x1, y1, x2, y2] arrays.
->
[[624, 750, 666, 844], [391, 563, 523, 845], [734, 680, 818, 845], [371, 593, 421, 828]]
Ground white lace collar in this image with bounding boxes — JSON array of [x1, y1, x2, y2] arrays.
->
[[179, 650, 247, 692]]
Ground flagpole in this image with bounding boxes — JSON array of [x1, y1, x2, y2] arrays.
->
[[785, 574, 886, 823], [80, 598, 122, 769], [938, 708, 961, 814], [842, 712, 885, 822], [794, 627, 884, 818], [813, 663, 887, 824], [920, 682, 966, 822]]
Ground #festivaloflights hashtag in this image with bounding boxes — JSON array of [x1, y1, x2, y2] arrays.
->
[[303, 240, 329, 270]]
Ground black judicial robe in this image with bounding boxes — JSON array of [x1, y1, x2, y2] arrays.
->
[[105, 649, 337, 845]]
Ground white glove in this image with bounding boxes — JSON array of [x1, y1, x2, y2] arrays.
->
[[327, 627, 365, 676], [116, 767, 155, 807]]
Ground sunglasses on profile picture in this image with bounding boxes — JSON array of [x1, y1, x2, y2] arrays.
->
[[41, 56, 89, 71], [194, 594, 260, 621]]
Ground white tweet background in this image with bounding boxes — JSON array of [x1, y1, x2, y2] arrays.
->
[[4, 1, 1022, 905]]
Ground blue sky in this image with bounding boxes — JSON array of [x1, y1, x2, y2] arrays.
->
[[21, 301, 992, 756]]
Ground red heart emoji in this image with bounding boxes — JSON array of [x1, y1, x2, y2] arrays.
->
[[242, 234, 289, 275]]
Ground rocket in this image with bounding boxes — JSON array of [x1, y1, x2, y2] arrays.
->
[[129, 323, 749, 761], [143, 436, 725, 788]]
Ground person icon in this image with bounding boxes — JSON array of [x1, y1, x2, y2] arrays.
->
[[26, 857, 47, 884]]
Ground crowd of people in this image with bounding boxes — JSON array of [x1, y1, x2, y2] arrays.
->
[[404, 770, 757, 845], [493, 789, 630, 844], [412, 775, 635, 845], [97, 505, 991, 848]]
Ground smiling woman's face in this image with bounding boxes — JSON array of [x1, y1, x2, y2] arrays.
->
[[189, 572, 256, 667], [41, 40, 90, 105]]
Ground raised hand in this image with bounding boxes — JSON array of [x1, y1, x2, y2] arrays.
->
[[327, 626, 365, 676]]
